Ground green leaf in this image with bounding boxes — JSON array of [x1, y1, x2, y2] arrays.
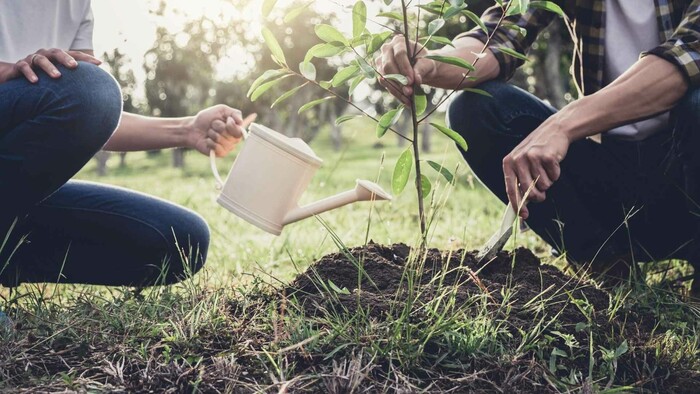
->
[[319, 80, 332, 89], [356, 57, 376, 78], [377, 11, 403, 21], [335, 114, 363, 126], [367, 31, 393, 54], [271, 83, 307, 108], [428, 18, 445, 35], [615, 340, 629, 358], [305, 42, 346, 62], [449, 0, 465, 7], [551, 347, 567, 357], [497, 46, 529, 61], [425, 36, 454, 47], [530, 1, 564, 16], [427, 160, 454, 183], [443, 5, 465, 20], [463, 10, 488, 33], [315, 24, 347, 44], [299, 61, 316, 80], [463, 87, 493, 97], [247, 69, 287, 97], [420, 175, 431, 198], [383, 73, 408, 86], [519, 0, 531, 12], [352, 1, 367, 38], [430, 122, 467, 151], [392, 149, 413, 195], [250, 74, 292, 101], [261, 0, 278, 18], [328, 279, 350, 295], [298, 96, 334, 114], [376, 107, 404, 138], [262, 27, 286, 65], [283, 1, 312, 23], [424, 55, 475, 71], [414, 94, 427, 116], [348, 75, 364, 96], [331, 65, 360, 87], [383, 0, 393, 5]]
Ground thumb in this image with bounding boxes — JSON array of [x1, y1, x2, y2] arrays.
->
[[413, 58, 436, 85]]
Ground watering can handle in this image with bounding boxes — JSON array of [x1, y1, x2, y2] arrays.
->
[[209, 124, 250, 190]]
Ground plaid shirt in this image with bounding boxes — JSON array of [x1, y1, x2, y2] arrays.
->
[[459, 0, 700, 95]]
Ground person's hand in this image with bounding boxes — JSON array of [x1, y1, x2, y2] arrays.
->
[[376, 35, 438, 104], [502, 121, 570, 219], [187, 104, 257, 157], [0, 48, 101, 84]]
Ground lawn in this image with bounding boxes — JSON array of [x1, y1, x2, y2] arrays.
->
[[1, 122, 698, 393]]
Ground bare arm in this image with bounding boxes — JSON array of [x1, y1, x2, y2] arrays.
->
[[104, 107, 256, 157], [553, 55, 687, 141], [503, 55, 688, 218]]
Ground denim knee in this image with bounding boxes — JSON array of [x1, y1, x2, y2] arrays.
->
[[50, 62, 122, 151], [446, 81, 506, 143]]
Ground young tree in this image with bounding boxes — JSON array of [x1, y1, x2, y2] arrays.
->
[[252, 0, 563, 244]]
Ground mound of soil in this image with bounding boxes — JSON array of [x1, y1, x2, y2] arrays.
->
[[283, 243, 699, 392], [290, 243, 613, 338]]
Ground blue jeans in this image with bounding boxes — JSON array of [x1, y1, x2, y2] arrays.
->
[[447, 81, 699, 270], [0, 62, 209, 286]]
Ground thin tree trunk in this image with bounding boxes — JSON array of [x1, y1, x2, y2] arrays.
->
[[95, 151, 110, 176], [173, 148, 185, 168]]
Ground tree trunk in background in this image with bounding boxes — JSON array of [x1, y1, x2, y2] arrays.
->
[[173, 148, 185, 168], [544, 21, 566, 109], [119, 152, 127, 168], [95, 151, 110, 176], [535, 21, 567, 109], [330, 106, 342, 151], [421, 121, 431, 153], [396, 116, 409, 148]]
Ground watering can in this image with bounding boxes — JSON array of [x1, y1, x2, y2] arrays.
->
[[210, 123, 392, 235]]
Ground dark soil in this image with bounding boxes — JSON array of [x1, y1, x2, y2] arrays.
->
[[285, 243, 698, 393]]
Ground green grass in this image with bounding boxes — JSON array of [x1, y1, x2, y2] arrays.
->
[[1, 122, 698, 392]]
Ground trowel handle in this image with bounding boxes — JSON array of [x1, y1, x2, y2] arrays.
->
[[209, 120, 251, 190]]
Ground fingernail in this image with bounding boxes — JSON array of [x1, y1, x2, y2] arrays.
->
[[31, 77, 38, 83], [53, 71, 61, 77]]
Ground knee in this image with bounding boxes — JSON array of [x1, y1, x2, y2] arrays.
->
[[52, 62, 122, 149], [446, 81, 506, 138]]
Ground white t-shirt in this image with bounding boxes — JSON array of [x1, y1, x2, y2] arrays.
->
[[0, 0, 94, 63], [604, 0, 669, 140]]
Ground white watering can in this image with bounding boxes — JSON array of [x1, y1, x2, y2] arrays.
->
[[210, 123, 392, 235]]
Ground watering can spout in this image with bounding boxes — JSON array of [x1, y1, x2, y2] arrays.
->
[[283, 180, 392, 225]]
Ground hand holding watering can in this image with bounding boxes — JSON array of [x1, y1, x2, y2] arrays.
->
[[210, 121, 392, 235]]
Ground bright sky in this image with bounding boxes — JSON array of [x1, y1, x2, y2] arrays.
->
[[92, 0, 359, 73]]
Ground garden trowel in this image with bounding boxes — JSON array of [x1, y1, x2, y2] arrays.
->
[[477, 203, 517, 262]]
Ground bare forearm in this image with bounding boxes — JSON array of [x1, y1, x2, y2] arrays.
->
[[555, 55, 688, 142], [424, 37, 501, 89], [103, 112, 194, 152]]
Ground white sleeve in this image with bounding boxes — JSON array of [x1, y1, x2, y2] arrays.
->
[[70, 1, 94, 51]]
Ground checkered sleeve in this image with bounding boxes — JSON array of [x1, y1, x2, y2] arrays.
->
[[454, 2, 558, 80], [644, 1, 700, 86]]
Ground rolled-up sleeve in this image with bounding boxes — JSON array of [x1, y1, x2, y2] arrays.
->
[[455, 2, 557, 80], [643, 1, 700, 86]]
